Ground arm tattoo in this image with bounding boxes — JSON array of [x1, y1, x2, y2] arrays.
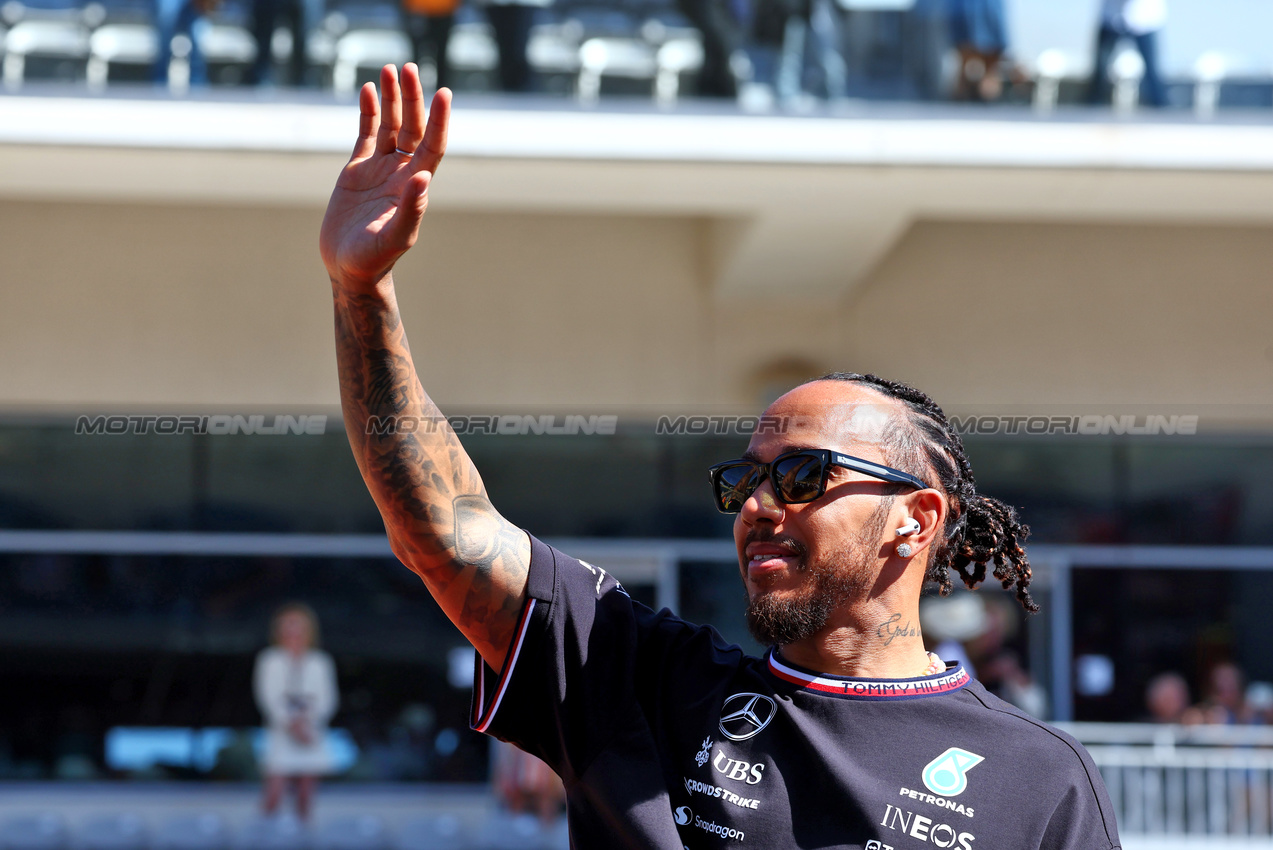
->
[[333, 284, 530, 666]]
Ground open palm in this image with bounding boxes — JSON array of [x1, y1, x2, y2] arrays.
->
[[320, 64, 451, 291]]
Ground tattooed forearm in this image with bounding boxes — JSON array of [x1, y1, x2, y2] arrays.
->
[[332, 280, 530, 669]]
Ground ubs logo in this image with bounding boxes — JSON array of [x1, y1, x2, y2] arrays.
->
[[718, 693, 777, 742]]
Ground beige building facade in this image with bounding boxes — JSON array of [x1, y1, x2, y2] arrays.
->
[[0, 96, 1271, 425]]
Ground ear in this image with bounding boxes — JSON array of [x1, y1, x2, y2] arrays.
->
[[896, 489, 948, 561]]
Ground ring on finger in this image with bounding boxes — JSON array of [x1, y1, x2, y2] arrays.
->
[[394, 147, 414, 158]]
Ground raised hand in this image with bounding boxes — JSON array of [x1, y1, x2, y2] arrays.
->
[[325, 64, 530, 671], [320, 63, 451, 292]]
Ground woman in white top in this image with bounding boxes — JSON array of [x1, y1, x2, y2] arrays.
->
[[253, 602, 339, 820]]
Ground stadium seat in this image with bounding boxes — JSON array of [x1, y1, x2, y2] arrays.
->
[[199, 22, 256, 66], [2, 17, 90, 87], [445, 21, 497, 80], [394, 815, 465, 850], [77, 813, 148, 850], [265, 27, 338, 81], [527, 22, 580, 79], [638, 18, 696, 51], [1030, 48, 1070, 113], [332, 27, 409, 93], [164, 20, 255, 90], [576, 36, 655, 102], [0, 814, 67, 850], [86, 22, 157, 89], [1110, 46, 1145, 111], [315, 815, 385, 850], [239, 815, 309, 850], [653, 36, 701, 103], [153, 813, 230, 850], [1193, 51, 1227, 118]]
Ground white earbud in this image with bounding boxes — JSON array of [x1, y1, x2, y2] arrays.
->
[[896, 518, 921, 536]]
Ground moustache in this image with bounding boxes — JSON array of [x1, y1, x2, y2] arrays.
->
[[744, 530, 807, 559]]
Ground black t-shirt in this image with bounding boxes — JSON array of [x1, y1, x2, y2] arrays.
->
[[472, 536, 1121, 850]]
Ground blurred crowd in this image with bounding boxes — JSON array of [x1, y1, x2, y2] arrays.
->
[[1, 0, 1174, 105], [918, 588, 1273, 731], [1144, 662, 1273, 727], [920, 591, 1052, 717]]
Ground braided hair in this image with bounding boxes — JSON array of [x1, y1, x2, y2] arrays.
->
[[812, 372, 1038, 614]]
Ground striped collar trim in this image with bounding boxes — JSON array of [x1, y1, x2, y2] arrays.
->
[[766, 650, 971, 701]]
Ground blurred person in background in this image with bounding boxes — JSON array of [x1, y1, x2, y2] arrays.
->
[[918, 590, 983, 675], [401, 0, 457, 90], [253, 602, 339, 821], [935, 593, 1047, 718], [1085, 0, 1167, 108], [152, 0, 212, 87], [979, 650, 1047, 719], [947, 0, 1007, 101], [1143, 671, 1191, 724], [773, 0, 846, 104], [483, 0, 546, 92], [1190, 660, 1246, 725], [249, 0, 324, 85], [676, 0, 741, 98]]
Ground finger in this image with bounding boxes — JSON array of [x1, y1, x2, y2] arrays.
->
[[413, 87, 451, 176], [376, 65, 403, 156], [350, 82, 379, 161], [381, 171, 433, 254], [397, 63, 426, 155]]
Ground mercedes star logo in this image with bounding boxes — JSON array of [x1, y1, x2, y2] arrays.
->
[[718, 693, 777, 741]]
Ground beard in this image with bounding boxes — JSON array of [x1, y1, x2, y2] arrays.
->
[[744, 498, 893, 647]]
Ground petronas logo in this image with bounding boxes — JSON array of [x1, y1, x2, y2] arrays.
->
[[921, 747, 984, 797]]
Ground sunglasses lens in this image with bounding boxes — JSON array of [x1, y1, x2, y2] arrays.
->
[[772, 453, 825, 503], [715, 463, 762, 513]]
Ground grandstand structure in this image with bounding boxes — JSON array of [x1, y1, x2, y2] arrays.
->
[[4, 4, 1273, 845], [4, 0, 1273, 102]]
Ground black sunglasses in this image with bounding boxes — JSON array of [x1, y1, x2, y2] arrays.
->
[[708, 448, 929, 514]]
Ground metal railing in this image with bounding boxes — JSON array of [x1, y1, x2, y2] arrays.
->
[[1061, 723, 1273, 841]]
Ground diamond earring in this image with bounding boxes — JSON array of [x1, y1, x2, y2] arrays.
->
[[895, 543, 913, 558]]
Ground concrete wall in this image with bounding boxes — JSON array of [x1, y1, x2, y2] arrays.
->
[[3, 98, 1273, 425], [2, 197, 1270, 425]]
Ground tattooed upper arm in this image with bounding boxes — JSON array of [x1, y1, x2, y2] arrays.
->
[[333, 282, 531, 671]]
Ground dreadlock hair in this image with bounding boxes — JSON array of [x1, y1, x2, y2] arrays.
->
[[810, 372, 1038, 614]]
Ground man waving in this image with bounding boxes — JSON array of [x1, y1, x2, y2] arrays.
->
[[319, 65, 1120, 849]]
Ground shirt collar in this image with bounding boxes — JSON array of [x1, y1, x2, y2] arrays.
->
[[766, 649, 971, 701]]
